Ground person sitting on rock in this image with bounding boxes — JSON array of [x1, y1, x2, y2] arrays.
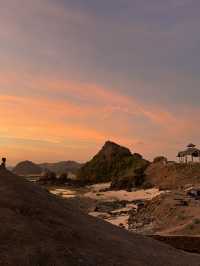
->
[[1, 158, 6, 168]]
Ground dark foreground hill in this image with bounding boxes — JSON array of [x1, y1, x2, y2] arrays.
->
[[0, 168, 200, 265]]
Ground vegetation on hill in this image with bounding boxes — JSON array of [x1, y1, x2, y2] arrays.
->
[[77, 141, 149, 188]]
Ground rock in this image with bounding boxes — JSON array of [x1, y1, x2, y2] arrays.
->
[[175, 199, 189, 207], [110, 163, 149, 191], [187, 189, 200, 199], [94, 201, 127, 213]]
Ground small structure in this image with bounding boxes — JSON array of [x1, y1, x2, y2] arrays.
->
[[1, 158, 6, 168], [177, 144, 200, 163]]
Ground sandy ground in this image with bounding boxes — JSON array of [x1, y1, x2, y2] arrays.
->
[[50, 183, 162, 202], [50, 187, 78, 198], [48, 183, 162, 229], [85, 184, 162, 201]]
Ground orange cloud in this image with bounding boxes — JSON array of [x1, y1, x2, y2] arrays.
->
[[0, 72, 200, 164]]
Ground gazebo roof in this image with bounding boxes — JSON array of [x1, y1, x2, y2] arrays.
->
[[177, 147, 200, 157]]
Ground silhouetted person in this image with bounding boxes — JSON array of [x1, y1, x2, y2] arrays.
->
[[1, 158, 6, 168]]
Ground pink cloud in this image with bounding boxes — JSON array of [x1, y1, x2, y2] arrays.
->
[[0, 72, 200, 163]]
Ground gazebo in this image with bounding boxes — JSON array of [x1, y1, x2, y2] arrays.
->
[[177, 144, 200, 163]]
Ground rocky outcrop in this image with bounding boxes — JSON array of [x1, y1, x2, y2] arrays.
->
[[13, 160, 42, 176], [0, 168, 199, 265], [77, 141, 149, 187], [110, 158, 149, 191]]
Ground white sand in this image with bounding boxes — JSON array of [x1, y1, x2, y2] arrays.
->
[[85, 187, 162, 202], [49, 183, 162, 202], [50, 188, 77, 198]]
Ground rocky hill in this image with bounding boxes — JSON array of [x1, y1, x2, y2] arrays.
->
[[39, 161, 82, 175], [77, 141, 149, 188], [0, 167, 199, 265], [13, 160, 42, 176]]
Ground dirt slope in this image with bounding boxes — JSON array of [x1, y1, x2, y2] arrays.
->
[[145, 162, 200, 190], [0, 168, 200, 266]]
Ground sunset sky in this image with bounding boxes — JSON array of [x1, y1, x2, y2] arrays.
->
[[0, 0, 200, 165]]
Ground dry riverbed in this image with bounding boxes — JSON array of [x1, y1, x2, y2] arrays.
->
[[49, 183, 162, 229]]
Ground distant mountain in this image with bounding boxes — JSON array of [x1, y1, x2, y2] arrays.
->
[[77, 141, 149, 187], [13, 160, 82, 176], [13, 161, 42, 176], [39, 161, 82, 175]]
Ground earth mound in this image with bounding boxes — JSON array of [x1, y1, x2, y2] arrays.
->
[[13, 160, 42, 176], [77, 141, 149, 187], [0, 167, 199, 265], [145, 161, 200, 190]]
